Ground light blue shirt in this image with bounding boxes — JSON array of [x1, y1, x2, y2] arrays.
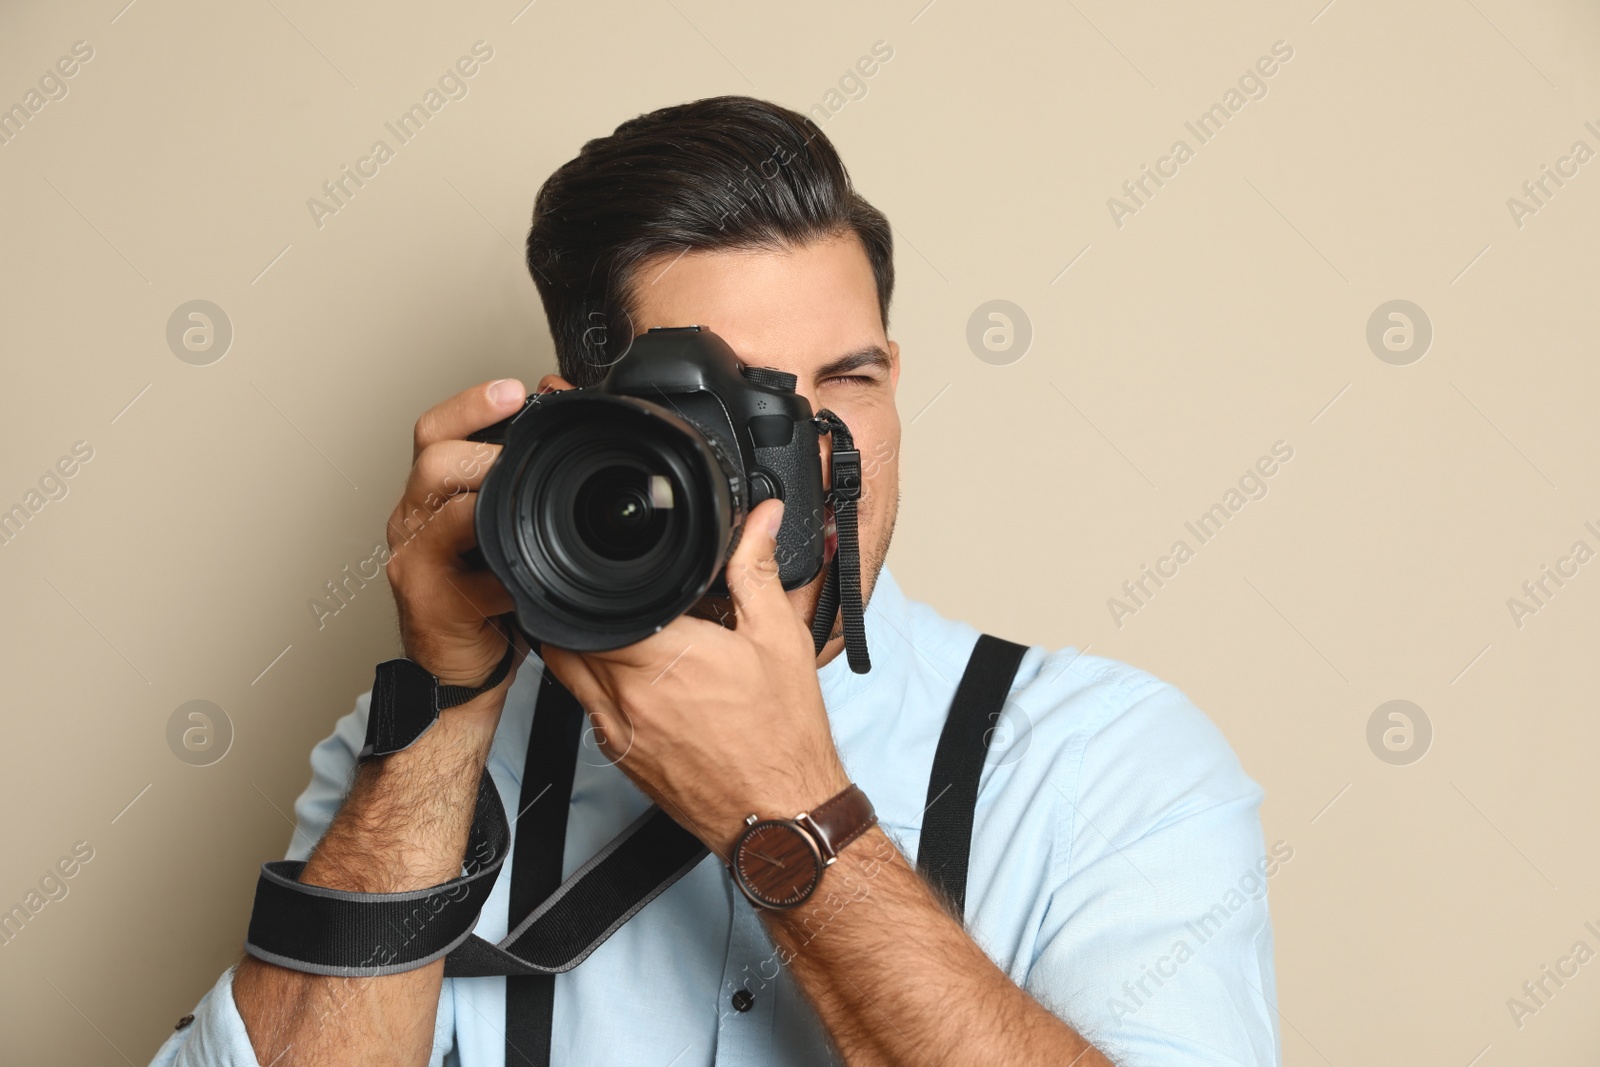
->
[[151, 566, 1280, 1066]]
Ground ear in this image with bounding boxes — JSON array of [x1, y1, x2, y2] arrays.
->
[[536, 374, 577, 393]]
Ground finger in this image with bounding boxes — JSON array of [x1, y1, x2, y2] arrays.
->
[[726, 498, 788, 635], [387, 486, 478, 557], [413, 378, 527, 458], [390, 437, 503, 557], [385, 498, 496, 612], [406, 440, 501, 501]]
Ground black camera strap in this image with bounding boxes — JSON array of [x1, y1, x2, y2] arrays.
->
[[810, 410, 871, 674], [242, 632, 1028, 1065], [244, 654, 708, 980], [245, 410, 878, 981], [497, 633, 1026, 1064]]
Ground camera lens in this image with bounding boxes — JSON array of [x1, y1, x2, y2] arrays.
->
[[529, 432, 697, 600], [475, 394, 742, 650], [573, 465, 669, 561]]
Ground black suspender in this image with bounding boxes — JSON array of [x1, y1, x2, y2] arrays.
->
[[502, 670, 582, 1067], [245, 632, 1029, 1066], [915, 634, 1031, 916], [498, 632, 1030, 1065]]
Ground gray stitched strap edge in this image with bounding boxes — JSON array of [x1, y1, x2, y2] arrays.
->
[[487, 806, 710, 975], [245, 805, 707, 979], [244, 921, 483, 979]]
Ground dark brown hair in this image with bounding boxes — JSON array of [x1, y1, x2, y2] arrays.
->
[[526, 95, 894, 385]]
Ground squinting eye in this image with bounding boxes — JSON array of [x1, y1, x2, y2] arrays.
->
[[825, 375, 876, 387]]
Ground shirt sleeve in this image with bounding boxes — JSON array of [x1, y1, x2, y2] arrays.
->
[[146, 693, 458, 1067], [1024, 677, 1282, 1067]]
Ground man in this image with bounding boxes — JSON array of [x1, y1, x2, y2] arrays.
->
[[153, 96, 1279, 1066]]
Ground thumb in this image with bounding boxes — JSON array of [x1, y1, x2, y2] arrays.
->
[[726, 498, 787, 632]]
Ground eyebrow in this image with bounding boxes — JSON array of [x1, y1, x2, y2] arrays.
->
[[814, 346, 892, 380]]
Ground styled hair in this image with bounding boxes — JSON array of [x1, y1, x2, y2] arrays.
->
[[526, 95, 894, 386]]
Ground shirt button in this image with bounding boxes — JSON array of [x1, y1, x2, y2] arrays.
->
[[731, 989, 755, 1013], [174, 1014, 195, 1031]]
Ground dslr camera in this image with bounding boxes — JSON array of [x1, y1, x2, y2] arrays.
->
[[472, 326, 847, 651]]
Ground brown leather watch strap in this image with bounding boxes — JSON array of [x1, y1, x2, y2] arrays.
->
[[800, 784, 877, 861]]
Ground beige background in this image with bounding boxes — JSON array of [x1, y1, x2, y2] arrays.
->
[[2, 0, 1597, 1063]]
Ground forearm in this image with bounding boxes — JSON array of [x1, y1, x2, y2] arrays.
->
[[763, 826, 1112, 1067], [232, 693, 502, 1067]]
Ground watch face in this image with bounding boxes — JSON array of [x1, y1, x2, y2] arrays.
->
[[733, 819, 824, 909]]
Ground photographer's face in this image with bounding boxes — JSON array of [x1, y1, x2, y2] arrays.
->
[[537, 233, 901, 665]]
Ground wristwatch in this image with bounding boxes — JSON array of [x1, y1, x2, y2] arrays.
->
[[730, 784, 877, 909]]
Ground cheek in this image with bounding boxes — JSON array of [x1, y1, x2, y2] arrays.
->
[[813, 390, 901, 494], [855, 423, 900, 534], [824, 388, 895, 438], [862, 415, 901, 484]]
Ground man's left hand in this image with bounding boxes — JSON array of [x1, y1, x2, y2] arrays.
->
[[540, 498, 851, 857]]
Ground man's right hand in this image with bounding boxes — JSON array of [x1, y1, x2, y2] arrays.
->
[[385, 378, 528, 691], [233, 378, 531, 1067]]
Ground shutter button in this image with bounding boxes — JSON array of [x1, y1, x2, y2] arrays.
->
[[731, 989, 755, 1013]]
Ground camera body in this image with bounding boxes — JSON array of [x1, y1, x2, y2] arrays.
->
[[473, 326, 828, 651]]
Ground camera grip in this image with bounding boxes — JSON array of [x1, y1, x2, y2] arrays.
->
[[754, 415, 827, 589]]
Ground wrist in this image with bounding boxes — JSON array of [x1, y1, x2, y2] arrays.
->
[[440, 684, 512, 739], [728, 777, 876, 911], [398, 616, 517, 689], [720, 758, 852, 855], [761, 823, 901, 932], [364, 642, 517, 760], [405, 637, 515, 689]]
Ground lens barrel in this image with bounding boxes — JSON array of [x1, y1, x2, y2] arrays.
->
[[474, 392, 743, 650]]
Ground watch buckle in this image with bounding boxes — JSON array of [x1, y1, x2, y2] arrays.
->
[[795, 811, 838, 864]]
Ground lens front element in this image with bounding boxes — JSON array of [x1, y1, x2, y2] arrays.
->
[[476, 393, 741, 650], [573, 464, 672, 562]]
